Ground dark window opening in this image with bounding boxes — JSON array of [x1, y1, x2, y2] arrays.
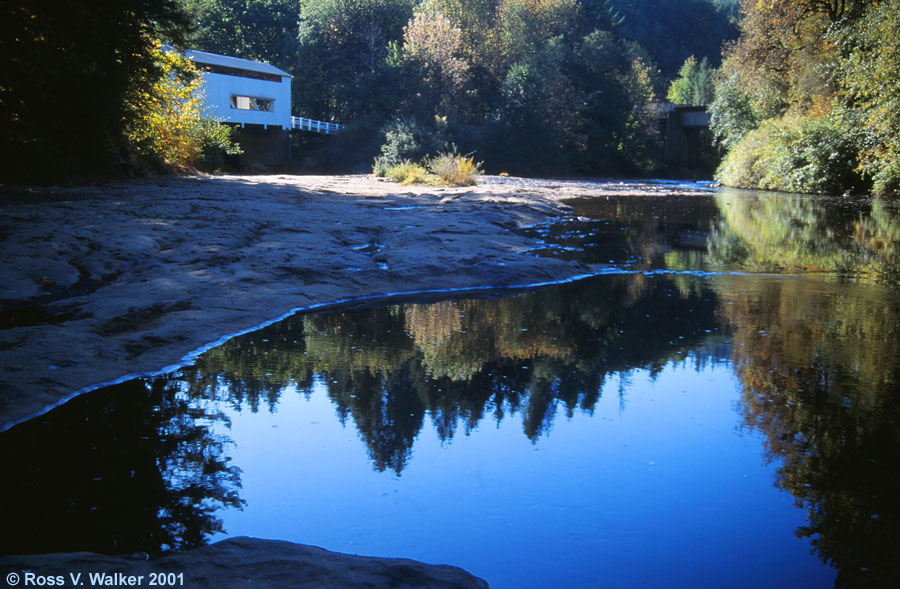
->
[[196, 62, 284, 83], [230, 95, 274, 112]]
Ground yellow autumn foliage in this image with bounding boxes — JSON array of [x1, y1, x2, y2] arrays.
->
[[125, 41, 239, 169]]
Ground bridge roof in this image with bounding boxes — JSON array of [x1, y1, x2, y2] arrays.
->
[[186, 49, 293, 79]]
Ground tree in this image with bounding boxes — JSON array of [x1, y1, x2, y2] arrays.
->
[[401, 8, 471, 120], [833, 0, 900, 195], [186, 0, 301, 71], [709, 0, 887, 194], [294, 0, 416, 120], [708, 69, 760, 150], [667, 55, 715, 106], [279, 0, 730, 174], [0, 0, 192, 182], [124, 43, 240, 171], [614, 0, 738, 79]]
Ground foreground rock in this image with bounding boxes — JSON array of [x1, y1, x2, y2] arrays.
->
[[1, 174, 619, 430], [0, 536, 489, 588]]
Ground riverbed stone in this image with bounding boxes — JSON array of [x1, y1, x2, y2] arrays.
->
[[0, 536, 490, 588]]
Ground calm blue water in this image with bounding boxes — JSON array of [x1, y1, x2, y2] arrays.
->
[[210, 355, 828, 587]]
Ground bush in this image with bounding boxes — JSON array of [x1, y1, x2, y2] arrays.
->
[[714, 119, 779, 189], [374, 150, 483, 186], [427, 151, 483, 186], [192, 120, 242, 171], [716, 113, 867, 194], [372, 156, 391, 178], [384, 160, 430, 185], [377, 117, 447, 167]]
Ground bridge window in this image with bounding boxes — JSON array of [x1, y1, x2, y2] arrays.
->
[[230, 95, 273, 112], [198, 63, 284, 83]]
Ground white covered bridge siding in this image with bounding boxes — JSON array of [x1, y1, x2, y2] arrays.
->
[[186, 49, 343, 167]]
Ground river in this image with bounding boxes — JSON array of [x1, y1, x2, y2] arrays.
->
[[3, 182, 899, 587]]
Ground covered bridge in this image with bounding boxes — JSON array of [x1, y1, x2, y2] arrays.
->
[[185, 49, 342, 168]]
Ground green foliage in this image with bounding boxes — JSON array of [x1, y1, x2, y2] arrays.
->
[[192, 120, 243, 171], [615, 0, 738, 80], [381, 160, 430, 184], [617, 56, 662, 174], [715, 114, 866, 195], [186, 0, 300, 70], [666, 56, 715, 106], [294, 0, 417, 121], [708, 70, 761, 150], [374, 149, 482, 186], [377, 117, 447, 166], [711, 0, 900, 195], [831, 0, 900, 196], [372, 156, 391, 177], [284, 0, 736, 176], [3, 0, 739, 181]]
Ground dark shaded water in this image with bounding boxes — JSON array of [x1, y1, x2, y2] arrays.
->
[[4, 185, 900, 587]]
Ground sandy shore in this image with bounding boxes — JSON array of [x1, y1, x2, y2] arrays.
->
[[1, 174, 647, 431]]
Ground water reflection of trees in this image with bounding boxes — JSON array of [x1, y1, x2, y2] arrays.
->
[[0, 378, 243, 556], [521, 194, 721, 270], [183, 275, 721, 473], [717, 276, 900, 587], [526, 190, 900, 285], [709, 191, 900, 284]]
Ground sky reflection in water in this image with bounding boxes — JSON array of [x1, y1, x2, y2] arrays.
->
[[214, 355, 826, 588], [6, 187, 900, 587]]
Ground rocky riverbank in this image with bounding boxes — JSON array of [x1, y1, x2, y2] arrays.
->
[[1, 174, 651, 430], [0, 536, 489, 587]]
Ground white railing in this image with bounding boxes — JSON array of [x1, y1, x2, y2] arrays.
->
[[291, 116, 344, 134]]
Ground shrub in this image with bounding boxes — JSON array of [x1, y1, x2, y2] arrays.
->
[[714, 119, 780, 189], [761, 113, 865, 195], [372, 156, 391, 178], [716, 113, 867, 194], [377, 117, 447, 167], [192, 119, 242, 171], [427, 151, 483, 186], [384, 160, 430, 185]]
